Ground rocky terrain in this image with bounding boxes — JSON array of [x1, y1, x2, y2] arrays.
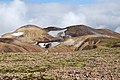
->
[[0, 48, 119, 80]]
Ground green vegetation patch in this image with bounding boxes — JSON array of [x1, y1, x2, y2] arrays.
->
[[0, 65, 51, 74], [99, 39, 120, 47]]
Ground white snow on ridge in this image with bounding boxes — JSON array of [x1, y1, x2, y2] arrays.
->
[[51, 42, 60, 47], [38, 43, 46, 48], [115, 27, 120, 33], [11, 32, 24, 37], [48, 29, 67, 38]]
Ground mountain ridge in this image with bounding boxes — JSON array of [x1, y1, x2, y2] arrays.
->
[[0, 24, 120, 52]]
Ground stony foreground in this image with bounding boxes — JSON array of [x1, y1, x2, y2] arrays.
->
[[0, 48, 120, 80]]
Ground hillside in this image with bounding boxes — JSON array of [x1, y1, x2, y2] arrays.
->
[[66, 25, 120, 38], [2, 25, 57, 43], [0, 38, 44, 52], [45, 25, 120, 38], [0, 24, 120, 53]]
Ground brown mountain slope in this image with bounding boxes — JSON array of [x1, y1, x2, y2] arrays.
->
[[65, 25, 96, 37], [95, 29, 120, 38], [16, 25, 57, 43], [44, 25, 120, 39], [65, 25, 120, 38], [0, 38, 44, 52], [2, 25, 57, 43], [0, 24, 120, 52], [0, 42, 27, 53], [48, 35, 119, 52]]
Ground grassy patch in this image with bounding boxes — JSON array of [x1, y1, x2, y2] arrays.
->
[[0, 65, 51, 74], [99, 39, 120, 47]]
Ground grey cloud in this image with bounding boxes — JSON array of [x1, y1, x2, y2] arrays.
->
[[0, 0, 28, 34], [0, 0, 120, 34], [27, 1, 120, 33]]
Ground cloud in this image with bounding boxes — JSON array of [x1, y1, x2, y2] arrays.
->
[[0, 0, 120, 34], [79, 0, 120, 29], [27, 3, 76, 28], [0, 0, 27, 34], [27, 1, 120, 33], [62, 12, 87, 27], [115, 27, 120, 33]]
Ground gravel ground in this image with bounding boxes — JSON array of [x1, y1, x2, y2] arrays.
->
[[0, 48, 119, 80]]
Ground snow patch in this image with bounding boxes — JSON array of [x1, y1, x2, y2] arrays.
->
[[38, 43, 46, 48], [35, 42, 60, 48], [115, 27, 120, 33], [48, 29, 67, 38], [11, 32, 24, 37], [51, 42, 60, 47]]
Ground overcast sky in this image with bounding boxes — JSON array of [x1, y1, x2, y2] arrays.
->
[[0, 0, 120, 34]]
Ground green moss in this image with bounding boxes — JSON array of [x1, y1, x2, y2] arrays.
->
[[42, 75, 53, 80], [99, 39, 120, 47], [67, 61, 85, 67], [0, 69, 7, 74], [32, 65, 48, 72]]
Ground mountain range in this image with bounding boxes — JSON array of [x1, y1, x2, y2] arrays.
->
[[0, 24, 120, 52]]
